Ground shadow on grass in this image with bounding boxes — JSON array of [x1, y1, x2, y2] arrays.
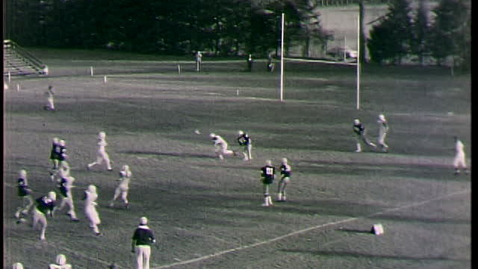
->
[[121, 150, 213, 159], [336, 228, 373, 234], [279, 249, 468, 262]]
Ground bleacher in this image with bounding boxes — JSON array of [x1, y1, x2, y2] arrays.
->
[[3, 40, 48, 76]]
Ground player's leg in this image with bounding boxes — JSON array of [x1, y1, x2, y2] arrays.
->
[[39, 215, 47, 240], [355, 136, 362, 152], [102, 152, 113, 170], [136, 247, 144, 269], [110, 187, 121, 207], [66, 194, 78, 221], [143, 246, 151, 269], [88, 154, 103, 169], [453, 155, 461, 175], [247, 144, 253, 160], [277, 180, 283, 201], [121, 190, 129, 208]]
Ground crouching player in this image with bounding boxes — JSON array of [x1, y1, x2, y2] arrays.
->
[[210, 133, 236, 160], [260, 160, 276, 207], [277, 158, 292, 202], [49, 254, 72, 269], [32, 191, 57, 240]]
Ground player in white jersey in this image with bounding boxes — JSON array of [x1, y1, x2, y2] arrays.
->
[[277, 158, 292, 202], [49, 254, 72, 269], [195, 51, 202, 72], [12, 263, 24, 269], [210, 133, 236, 160], [32, 191, 57, 240], [44, 85, 55, 111], [56, 168, 79, 222], [110, 164, 132, 209], [83, 184, 103, 236], [15, 169, 34, 223], [87, 131, 113, 171], [453, 137, 468, 175], [377, 114, 389, 152]]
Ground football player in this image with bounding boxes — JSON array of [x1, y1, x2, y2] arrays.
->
[[377, 114, 389, 152], [87, 131, 113, 171], [56, 168, 79, 222], [110, 164, 132, 209], [277, 158, 292, 202], [83, 185, 103, 236], [353, 119, 377, 152], [453, 137, 468, 175], [48, 254, 72, 269], [260, 160, 276, 206], [14, 169, 34, 223], [210, 133, 236, 160], [44, 85, 55, 111], [32, 191, 57, 240], [237, 130, 252, 161]]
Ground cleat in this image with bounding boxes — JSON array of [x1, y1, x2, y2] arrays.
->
[[40, 236, 46, 241], [261, 203, 269, 207], [108, 168, 113, 172], [71, 218, 80, 222], [87, 165, 91, 171], [124, 203, 130, 209], [95, 232, 104, 237]]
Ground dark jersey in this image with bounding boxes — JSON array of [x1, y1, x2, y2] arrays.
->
[[261, 165, 276, 184], [36, 195, 56, 216], [50, 143, 61, 160], [280, 164, 291, 178], [237, 133, 251, 146], [132, 226, 156, 246], [18, 177, 31, 197], [58, 178, 68, 197], [353, 123, 365, 135]]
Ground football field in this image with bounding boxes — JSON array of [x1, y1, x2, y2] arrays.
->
[[3, 54, 471, 269]]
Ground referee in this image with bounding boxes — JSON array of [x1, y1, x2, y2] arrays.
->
[[132, 217, 156, 269]]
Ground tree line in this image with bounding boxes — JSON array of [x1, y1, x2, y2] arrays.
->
[[4, 0, 470, 69], [367, 0, 470, 69]]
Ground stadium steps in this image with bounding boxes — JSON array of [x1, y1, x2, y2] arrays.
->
[[3, 40, 48, 76]]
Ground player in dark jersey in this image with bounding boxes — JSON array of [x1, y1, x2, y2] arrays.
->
[[14, 169, 34, 223], [50, 137, 61, 170], [57, 175, 79, 222], [353, 119, 377, 152], [277, 158, 292, 202], [260, 160, 276, 207], [32, 191, 56, 240], [237, 130, 253, 161]]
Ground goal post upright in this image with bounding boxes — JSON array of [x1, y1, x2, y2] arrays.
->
[[280, 13, 285, 102], [356, 14, 361, 110]]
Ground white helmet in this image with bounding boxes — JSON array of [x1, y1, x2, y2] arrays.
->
[[99, 131, 106, 139], [354, 119, 360, 125], [139, 216, 148, 225], [87, 184, 97, 194], [281, 158, 288, 164], [52, 137, 59, 144], [48, 191, 57, 201], [238, 130, 244, 135], [266, 159, 272, 166], [378, 114, 386, 121], [210, 133, 216, 138], [56, 254, 67, 265], [19, 169, 27, 179], [12, 263, 24, 269], [59, 140, 66, 146]]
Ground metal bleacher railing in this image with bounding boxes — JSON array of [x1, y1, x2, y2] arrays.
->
[[4, 39, 48, 76]]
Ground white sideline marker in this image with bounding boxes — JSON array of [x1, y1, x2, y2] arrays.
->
[[16, 84, 20, 92], [178, 64, 181, 74], [236, 89, 239, 96], [104, 75, 108, 83], [8, 72, 11, 83], [90, 66, 94, 76]]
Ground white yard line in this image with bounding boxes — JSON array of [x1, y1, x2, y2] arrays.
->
[[152, 189, 470, 269]]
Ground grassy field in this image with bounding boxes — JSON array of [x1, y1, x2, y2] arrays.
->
[[3, 51, 470, 269]]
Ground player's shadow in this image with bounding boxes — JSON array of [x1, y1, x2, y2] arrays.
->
[[279, 249, 468, 262], [336, 228, 373, 234], [121, 150, 213, 159]]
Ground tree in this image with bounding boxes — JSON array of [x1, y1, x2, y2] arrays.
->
[[428, 0, 470, 68], [366, 0, 413, 64], [410, 0, 430, 66]]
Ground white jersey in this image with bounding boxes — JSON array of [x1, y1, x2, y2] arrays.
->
[[97, 139, 108, 153], [117, 169, 132, 190], [213, 135, 228, 147], [455, 140, 464, 154]]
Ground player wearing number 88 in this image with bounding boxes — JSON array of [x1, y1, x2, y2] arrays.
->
[[260, 160, 276, 207]]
